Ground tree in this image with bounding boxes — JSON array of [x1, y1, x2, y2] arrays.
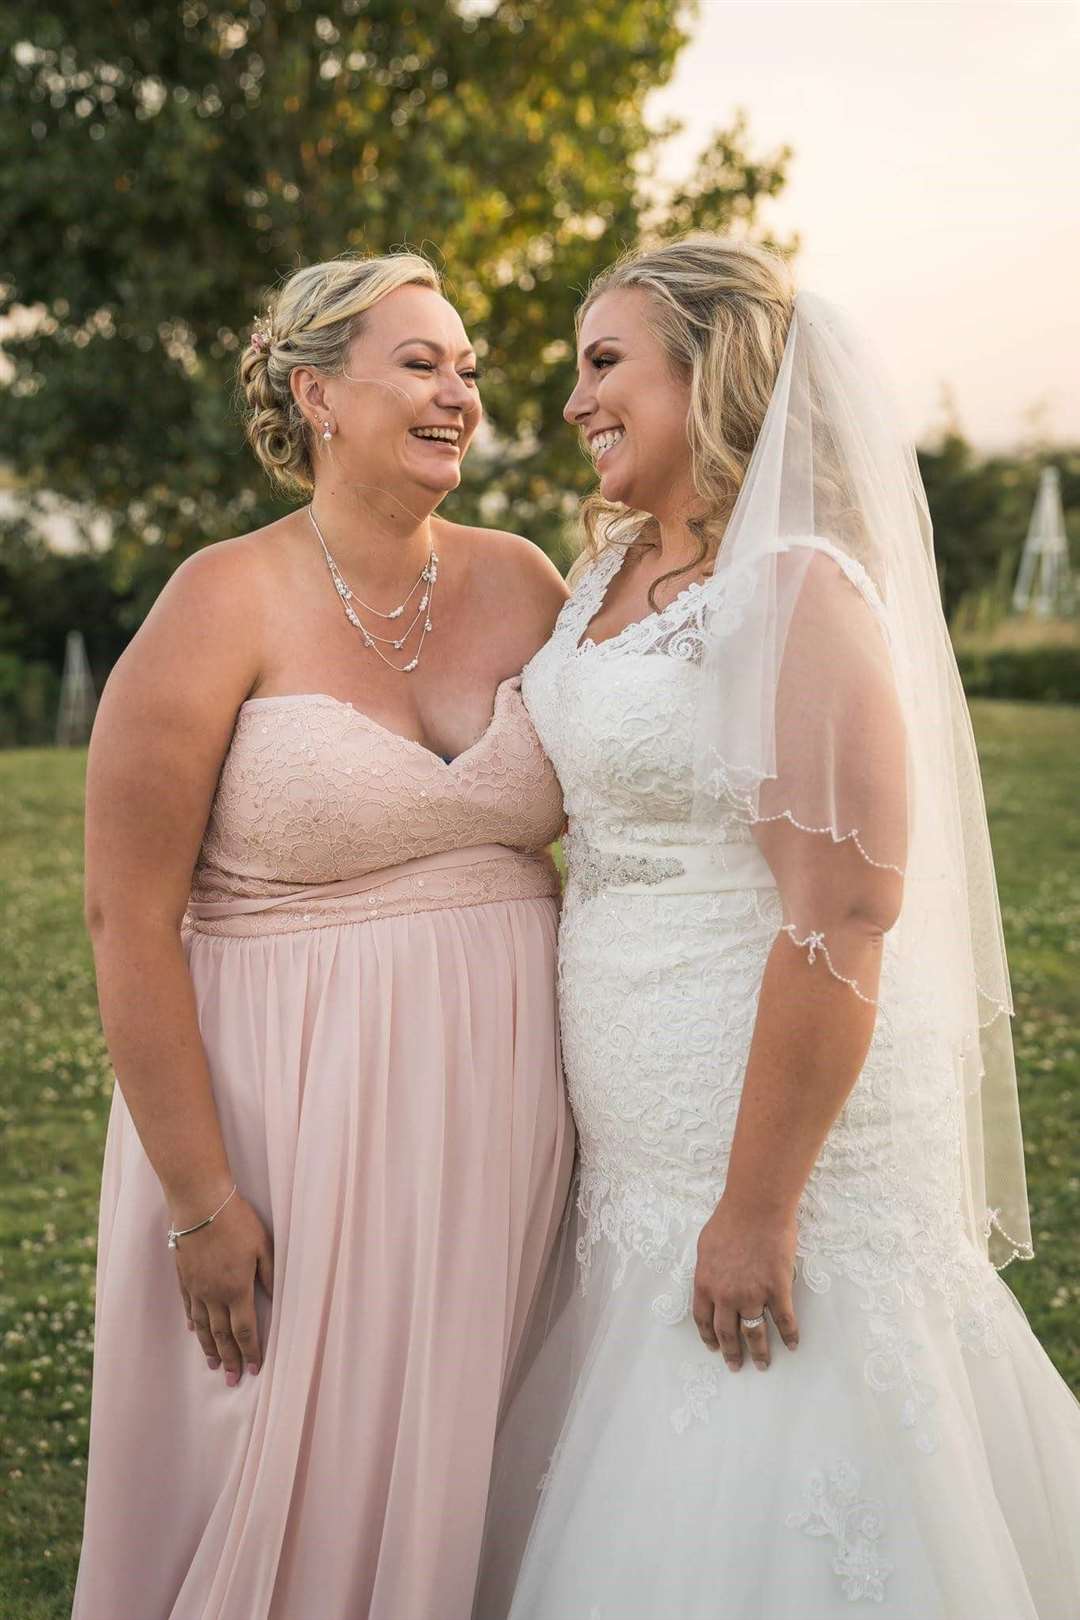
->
[[916, 433, 1080, 623], [0, 0, 790, 617]]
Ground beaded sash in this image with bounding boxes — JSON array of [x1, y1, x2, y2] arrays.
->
[[563, 832, 776, 900]]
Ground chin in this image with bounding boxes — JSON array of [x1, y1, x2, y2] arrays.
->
[[599, 471, 636, 508], [407, 463, 462, 497]]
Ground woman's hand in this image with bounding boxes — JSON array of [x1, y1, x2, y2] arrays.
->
[[173, 1191, 274, 1385], [692, 1198, 799, 1371]]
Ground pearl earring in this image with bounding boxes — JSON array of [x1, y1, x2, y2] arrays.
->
[[322, 422, 333, 442]]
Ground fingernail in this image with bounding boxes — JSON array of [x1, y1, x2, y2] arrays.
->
[[725, 1359, 741, 1372], [225, 1370, 240, 1387], [206, 1356, 220, 1369], [754, 1359, 768, 1371], [787, 1339, 799, 1352], [247, 1363, 260, 1376]]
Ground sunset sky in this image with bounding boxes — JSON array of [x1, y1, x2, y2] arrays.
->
[[649, 0, 1080, 448]]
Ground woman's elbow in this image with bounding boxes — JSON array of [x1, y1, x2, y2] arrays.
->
[[84, 886, 185, 948], [843, 871, 905, 939]]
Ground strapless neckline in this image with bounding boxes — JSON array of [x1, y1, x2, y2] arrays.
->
[[240, 674, 521, 770]]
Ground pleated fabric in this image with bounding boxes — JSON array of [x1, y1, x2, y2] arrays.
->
[[73, 897, 573, 1620]]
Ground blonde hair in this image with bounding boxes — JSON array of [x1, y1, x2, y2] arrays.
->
[[239, 251, 441, 492], [573, 235, 795, 604]]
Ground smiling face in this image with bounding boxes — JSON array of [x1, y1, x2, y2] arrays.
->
[[310, 283, 483, 500], [565, 286, 695, 520]]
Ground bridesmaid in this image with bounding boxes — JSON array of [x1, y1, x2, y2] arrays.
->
[[73, 251, 574, 1620]]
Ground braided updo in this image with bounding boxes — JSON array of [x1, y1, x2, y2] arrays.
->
[[239, 251, 442, 492]]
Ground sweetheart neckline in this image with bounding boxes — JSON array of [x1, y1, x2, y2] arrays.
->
[[239, 676, 520, 770]]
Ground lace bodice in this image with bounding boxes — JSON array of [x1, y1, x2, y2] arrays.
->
[[525, 547, 753, 854], [523, 551, 1005, 1411], [189, 676, 564, 909]]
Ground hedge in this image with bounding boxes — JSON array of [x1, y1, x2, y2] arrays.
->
[[955, 644, 1080, 704]]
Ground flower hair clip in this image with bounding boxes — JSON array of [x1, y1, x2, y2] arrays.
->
[[249, 315, 274, 354]]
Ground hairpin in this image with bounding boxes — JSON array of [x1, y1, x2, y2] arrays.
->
[[250, 315, 274, 354]]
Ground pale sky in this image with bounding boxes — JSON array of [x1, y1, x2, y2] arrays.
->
[[649, 0, 1080, 448]]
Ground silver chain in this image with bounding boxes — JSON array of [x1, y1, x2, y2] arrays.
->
[[308, 505, 438, 674]]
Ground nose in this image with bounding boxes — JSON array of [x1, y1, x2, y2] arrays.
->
[[436, 367, 477, 413], [563, 374, 594, 426]]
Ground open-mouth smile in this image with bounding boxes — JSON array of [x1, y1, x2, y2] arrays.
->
[[588, 426, 625, 463], [410, 425, 462, 449]]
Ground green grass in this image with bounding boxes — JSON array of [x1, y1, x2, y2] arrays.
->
[[1, 704, 1078, 1614]]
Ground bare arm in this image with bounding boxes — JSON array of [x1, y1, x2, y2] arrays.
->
[[693, 554, 907, 1370], [473, 526, 569, 672], [85, 538, 273, 1383]]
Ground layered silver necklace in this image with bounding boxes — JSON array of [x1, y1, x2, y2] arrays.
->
[[308, 505, 438, 674]]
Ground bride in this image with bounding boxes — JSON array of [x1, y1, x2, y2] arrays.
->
[[475, 236, 1080, 1618]]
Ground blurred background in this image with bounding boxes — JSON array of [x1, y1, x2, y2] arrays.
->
[[0, 2, 1077, 1612]]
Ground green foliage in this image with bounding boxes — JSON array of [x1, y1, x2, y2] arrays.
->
[[1, 704, 1078, 1612], [0, 0, 790, 587], [0, 521, 133, 743], [0, 654, 59, 747], [956, 643, 1080, 705], [918, 438, 1080, 625]]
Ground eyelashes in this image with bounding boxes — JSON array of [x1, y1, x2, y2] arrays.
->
[[404, 360, 482, 382]]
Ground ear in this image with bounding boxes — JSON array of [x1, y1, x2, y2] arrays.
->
[[290, 365, 329, 431]]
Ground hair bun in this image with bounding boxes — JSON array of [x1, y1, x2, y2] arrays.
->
[[237, 250, 441, 493]]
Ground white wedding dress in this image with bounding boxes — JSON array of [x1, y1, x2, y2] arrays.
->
[[475, 542, 1080, 1620]]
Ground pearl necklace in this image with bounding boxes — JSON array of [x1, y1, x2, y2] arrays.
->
[[308, 506, 438, 674]]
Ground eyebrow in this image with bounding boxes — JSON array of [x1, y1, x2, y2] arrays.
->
[[582, 336, 621, 359], [391, 337, 477, 360]]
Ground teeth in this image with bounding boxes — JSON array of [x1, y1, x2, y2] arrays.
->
[[591, 428, 624, 457], [412, 427, 460, 442]]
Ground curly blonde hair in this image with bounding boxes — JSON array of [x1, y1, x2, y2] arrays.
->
[[572, 235, 796, 605], [238, 251, 442, 492]]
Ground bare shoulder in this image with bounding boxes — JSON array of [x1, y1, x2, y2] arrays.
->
[[106, 522, 287, 718], [145, 524, 279, 621], [448, 520, 568, 620]]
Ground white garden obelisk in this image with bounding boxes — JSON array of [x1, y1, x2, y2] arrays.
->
[[1012, 466, 1073, 617], [55, 630, 98, 746]]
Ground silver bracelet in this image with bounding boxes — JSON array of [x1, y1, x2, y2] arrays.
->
[[167, 1183, 238, 1250]]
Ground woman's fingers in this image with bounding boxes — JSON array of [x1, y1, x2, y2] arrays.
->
[[207, 1303, 243, 1384], [713, 1305, 743, 1371], [230, 1289, 262, 1376], [190, 1305, 220, 1368], [692, 1280, 720, 1349], [741, 1310, 771, 1370], [771, 1276, 800, 1351]]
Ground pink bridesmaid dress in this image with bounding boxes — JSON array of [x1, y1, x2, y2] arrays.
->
[[72, 676, 574, 1620]]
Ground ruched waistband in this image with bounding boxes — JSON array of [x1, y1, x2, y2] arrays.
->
[[182, 845, 560, 938], [564, 833, 776, 899]]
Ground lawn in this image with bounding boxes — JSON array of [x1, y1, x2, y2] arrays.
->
[[1, 702, 1078, 1615]]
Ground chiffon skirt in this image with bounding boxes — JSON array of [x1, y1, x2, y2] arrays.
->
[[72, 896, 573, 1620]]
